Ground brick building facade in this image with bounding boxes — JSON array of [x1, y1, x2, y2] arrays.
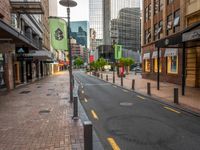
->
[[142, 0, 200, 89]]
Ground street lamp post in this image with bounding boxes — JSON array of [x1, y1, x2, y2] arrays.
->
[[59, 0, 77, 102]]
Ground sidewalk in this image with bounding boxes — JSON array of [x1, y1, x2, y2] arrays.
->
[[0, 72, 84, 150], [100, 71, 200, 113]]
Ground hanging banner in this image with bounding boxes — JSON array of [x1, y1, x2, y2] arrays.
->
[[114, 45, 122, 60], [49, 17, 68, 50]]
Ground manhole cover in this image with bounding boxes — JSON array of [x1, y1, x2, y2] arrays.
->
[[106, 115, 176, 145], [37, 86, 42, 88], [19, 91, 31, 94], [120, 102, 133, 106], [46, 94, 51, 96], [39, 110, 50, 115]]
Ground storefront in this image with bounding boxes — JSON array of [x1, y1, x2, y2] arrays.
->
[[0, 53, 5, 89]]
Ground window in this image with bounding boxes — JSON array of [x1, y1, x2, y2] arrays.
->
[[148, 4, 151, 20], [159, 0, 164, 10], [153, 58, 162, 72], [145, 7, 148, 21], [0, 54, 5, 88], [167, 56, 178, 74], [167, 14, 173, 35], [148, 28, 151, 43], [173, 9, 180, 33], [143, 53, 151, 72], [145, 59, 151, 72], [154, 23, 159, 40], [158, 20, 163, 39], [167, 0, 174, 4], [154, 0, 159, 14]]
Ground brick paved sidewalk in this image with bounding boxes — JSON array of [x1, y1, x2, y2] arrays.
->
[[0, 72, 83, 150], [99, 71, 200, 113]]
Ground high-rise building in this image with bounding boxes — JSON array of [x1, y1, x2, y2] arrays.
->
[[89, 0, 141, 61]]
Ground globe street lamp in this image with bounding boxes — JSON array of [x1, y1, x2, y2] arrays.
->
[[59, 0, 77, 102]]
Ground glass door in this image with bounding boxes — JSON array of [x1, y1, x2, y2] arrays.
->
[[0, 54, 5, 88]]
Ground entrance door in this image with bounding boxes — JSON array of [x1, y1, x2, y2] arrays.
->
[[26, 61, 32, 81]]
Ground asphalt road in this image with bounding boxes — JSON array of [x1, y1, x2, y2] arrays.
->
[[74, 72, 200, 150]]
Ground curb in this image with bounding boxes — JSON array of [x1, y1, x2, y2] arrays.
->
[[88, 73, 200, 118]]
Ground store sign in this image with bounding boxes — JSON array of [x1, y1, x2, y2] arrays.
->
[[16, 47, 29, 54], [164, 48, 178, 57], [89, 55, 94, 63], [182, 29, 200, 42]]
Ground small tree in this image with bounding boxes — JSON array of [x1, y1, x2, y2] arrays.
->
[[74, 57, 84, 68], [98, 57, 107, 71]]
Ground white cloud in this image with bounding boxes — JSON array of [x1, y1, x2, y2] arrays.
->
[[57, 0, 89, 21]]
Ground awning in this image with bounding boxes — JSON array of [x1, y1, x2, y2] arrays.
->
[[182, 28, 200, 42], [143, 53, 150, 60], [152, 50, 161, 58], [164, 48, 178, 57]]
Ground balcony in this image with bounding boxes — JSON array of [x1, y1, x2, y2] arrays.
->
[[10, 0, 44, 14]]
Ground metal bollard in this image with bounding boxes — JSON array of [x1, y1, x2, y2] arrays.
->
[[72, 97, 78, 120], [174, 88, 179, 104], [84, 121, 93, 150], [121, 75, 123, 87], [147, 82, 151, 95], [132, 79, 135, 90], [113, 73, 115, 84], [106, 75, 108, 81]]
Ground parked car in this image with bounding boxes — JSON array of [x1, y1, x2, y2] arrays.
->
[[132, 67, 142, 73]]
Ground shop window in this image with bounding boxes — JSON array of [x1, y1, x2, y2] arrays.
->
[[167, 56, 178, 74], [153, 58, 162, 72], [145, 59, 151, 72]]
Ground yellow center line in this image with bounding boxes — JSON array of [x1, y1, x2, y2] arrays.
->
[[137, 95, 146, 100], [107, 138, 121, 150], [84, 98, 88, 103], [91, 110, 99, 120], [164, 106, 181, 114]]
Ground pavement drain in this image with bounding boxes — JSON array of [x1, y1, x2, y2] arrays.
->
[[39, 110, 50, 115], [19, 91, 31, 94], [37, 86, 42, 88], [46, 94, 51, 96], [120, 102, 133, 106]]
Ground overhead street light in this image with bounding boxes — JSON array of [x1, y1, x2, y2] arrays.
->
[[59, 0, 77, 103]]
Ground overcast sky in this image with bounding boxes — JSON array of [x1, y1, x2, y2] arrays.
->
[[57, 0, 142, 21], [57, 0, 89, 21]]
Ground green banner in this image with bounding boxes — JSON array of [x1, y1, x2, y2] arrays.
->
[[49, 17, 68, 50], [114, 44, 122, 60]]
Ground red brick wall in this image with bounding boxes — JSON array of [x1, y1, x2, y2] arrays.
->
[[0, 0, 11, 23]]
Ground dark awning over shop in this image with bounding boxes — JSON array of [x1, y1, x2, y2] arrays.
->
[[0, 19, 39, 50]]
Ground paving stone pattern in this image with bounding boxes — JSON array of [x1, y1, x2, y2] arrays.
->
[[0, 72, 84, 150]]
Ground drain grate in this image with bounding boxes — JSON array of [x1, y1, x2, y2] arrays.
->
[[39, 110, 50, 115], [120, 102, 133, 106], [37, 86, 42, 88], [46, 94, 51, 96], [19, 91, 31, 94]]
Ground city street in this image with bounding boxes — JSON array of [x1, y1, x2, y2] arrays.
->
[[75, 71, 200, 150]]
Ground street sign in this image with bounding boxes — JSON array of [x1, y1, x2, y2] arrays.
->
[[15, 47, 29, 54], [114, 45, 122, 60]]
